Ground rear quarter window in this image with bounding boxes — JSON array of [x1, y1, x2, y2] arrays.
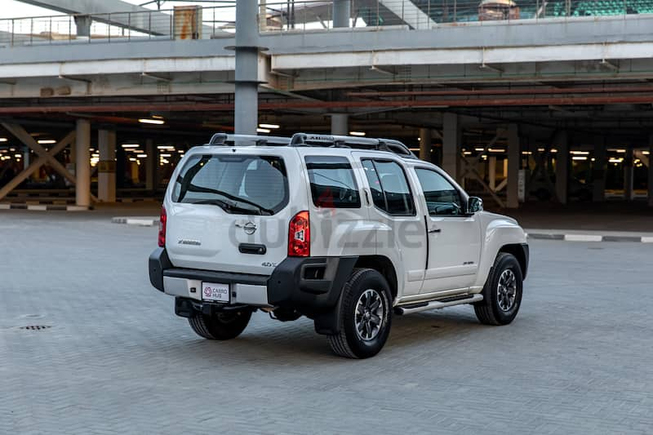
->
[[305, 156, 361, 208]]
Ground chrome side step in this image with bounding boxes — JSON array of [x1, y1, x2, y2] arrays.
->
[[394, 294, 483, 315]]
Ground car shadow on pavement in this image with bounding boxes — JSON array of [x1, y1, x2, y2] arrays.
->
[[142, 309, 490, 364]]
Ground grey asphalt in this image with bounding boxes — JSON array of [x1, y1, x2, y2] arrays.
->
[[1, 210, 652, 434]]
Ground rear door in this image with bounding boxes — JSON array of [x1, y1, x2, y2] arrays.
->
[[357, 156, 427, 297], [164, 147, 306, 276]]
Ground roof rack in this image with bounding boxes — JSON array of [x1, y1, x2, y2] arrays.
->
[[290, 133, 417, 159], [208, 133, 291, 146]]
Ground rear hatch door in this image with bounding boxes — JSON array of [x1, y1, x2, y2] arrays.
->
[[165, 146, 307, 276]]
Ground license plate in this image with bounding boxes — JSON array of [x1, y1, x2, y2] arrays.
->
[[201, 282, 230, 303]]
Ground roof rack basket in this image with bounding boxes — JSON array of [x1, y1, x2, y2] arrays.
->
[[290, 133, 416, 159], [209, 133, 291, 146]]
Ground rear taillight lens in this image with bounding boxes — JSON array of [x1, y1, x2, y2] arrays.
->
[[288, 211, 310, 257], [158, 206, 167, 247]]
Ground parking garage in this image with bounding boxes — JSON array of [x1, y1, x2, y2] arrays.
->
[[1, 1, 652, 213]]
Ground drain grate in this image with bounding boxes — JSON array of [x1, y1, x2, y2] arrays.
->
[[19, 325, 52, 331]]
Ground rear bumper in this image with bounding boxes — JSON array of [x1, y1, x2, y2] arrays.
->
[[149, 248, 357, 314]]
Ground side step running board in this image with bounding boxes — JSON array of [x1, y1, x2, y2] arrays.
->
[[394, 294, 483, 315]]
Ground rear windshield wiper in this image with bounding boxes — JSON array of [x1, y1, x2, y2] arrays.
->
[[186, 186, 274, 215], [190, 198, 264, 215]]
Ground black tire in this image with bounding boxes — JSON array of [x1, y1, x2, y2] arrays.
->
[[188, 309, 252, 340], [474, 253, 523, 326], [327, 268, 392, 359]]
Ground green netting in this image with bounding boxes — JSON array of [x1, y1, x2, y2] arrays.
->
[[405, 0, 653, 23]]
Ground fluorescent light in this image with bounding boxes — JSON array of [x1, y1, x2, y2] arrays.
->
[[256, 128, 270, 133], [572, 156, 588, 161], [522, 151, 533, 155], [157, 145, 174, 150], [570, 151, 590, 155], [643, 151, 650, 155], [14, 154, 21, 158], [259, 123, 280, 129], [151, 115, 164, 120], [160, 153, 171, 157], [137, 154, 147, 158], [538, 148, 545, 152], [0, 138, 7, 142], [138, 118, 165, 125], [37, 139, 56, 144], [475, 148, 485, 152], [463, 151, 472, 155], [488, 148, 506, 153], [349, 131, 366, 136], [609, 158, 623, 163], [551, 148, 558, 153], [122, 144, 139, 148]]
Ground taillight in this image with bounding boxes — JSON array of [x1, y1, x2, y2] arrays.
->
[[288, 211, 310, 257], [158, 206, 167, 247]]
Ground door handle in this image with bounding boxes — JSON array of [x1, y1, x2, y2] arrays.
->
[[364, 189, 371, 206], [428, 228, 442, 233]]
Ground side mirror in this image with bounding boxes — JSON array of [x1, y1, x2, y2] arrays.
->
[[467, 196, 483, 214]]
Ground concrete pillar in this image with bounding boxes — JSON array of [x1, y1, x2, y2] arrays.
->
[[507, 124, 520, 208], [146, 139, 158, 192], [419, 128, 432, 162], [75, 119, 91, 208], [649, 135, 653, 207], [488, 156, 497, 190], [442, 113, 461, 182], [624, 147, 634, 201], [331, 114, 348, 135], [98, 129, 116, 203], [234, 0, 260, 135], [554, 131, 569, 204], [593, 140, 606, 202], [74, 15, 92, 38], [259, 0, 267, 31], [333, 0, 351, 28], [23, 146, 29, 170]]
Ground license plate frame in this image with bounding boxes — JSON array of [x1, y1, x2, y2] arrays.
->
[[201, 282, 231, 303]]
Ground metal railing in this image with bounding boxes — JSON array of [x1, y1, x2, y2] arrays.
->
[[0, 0, 651, 47], [0, 5, 237, 47]]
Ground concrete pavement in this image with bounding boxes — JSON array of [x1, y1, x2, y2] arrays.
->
[[1, 211, 653, 434]]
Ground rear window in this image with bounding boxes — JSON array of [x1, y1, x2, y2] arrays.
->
[[172, 154, 288, 215], [305, 156, 361, 208]]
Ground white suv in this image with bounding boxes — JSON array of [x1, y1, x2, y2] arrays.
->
[[149, 133, 529, 359]]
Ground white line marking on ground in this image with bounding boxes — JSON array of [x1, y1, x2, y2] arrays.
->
[[125, 218, 157, 226], [564, 234, 603, 242], [27, 205, 48, 211]]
